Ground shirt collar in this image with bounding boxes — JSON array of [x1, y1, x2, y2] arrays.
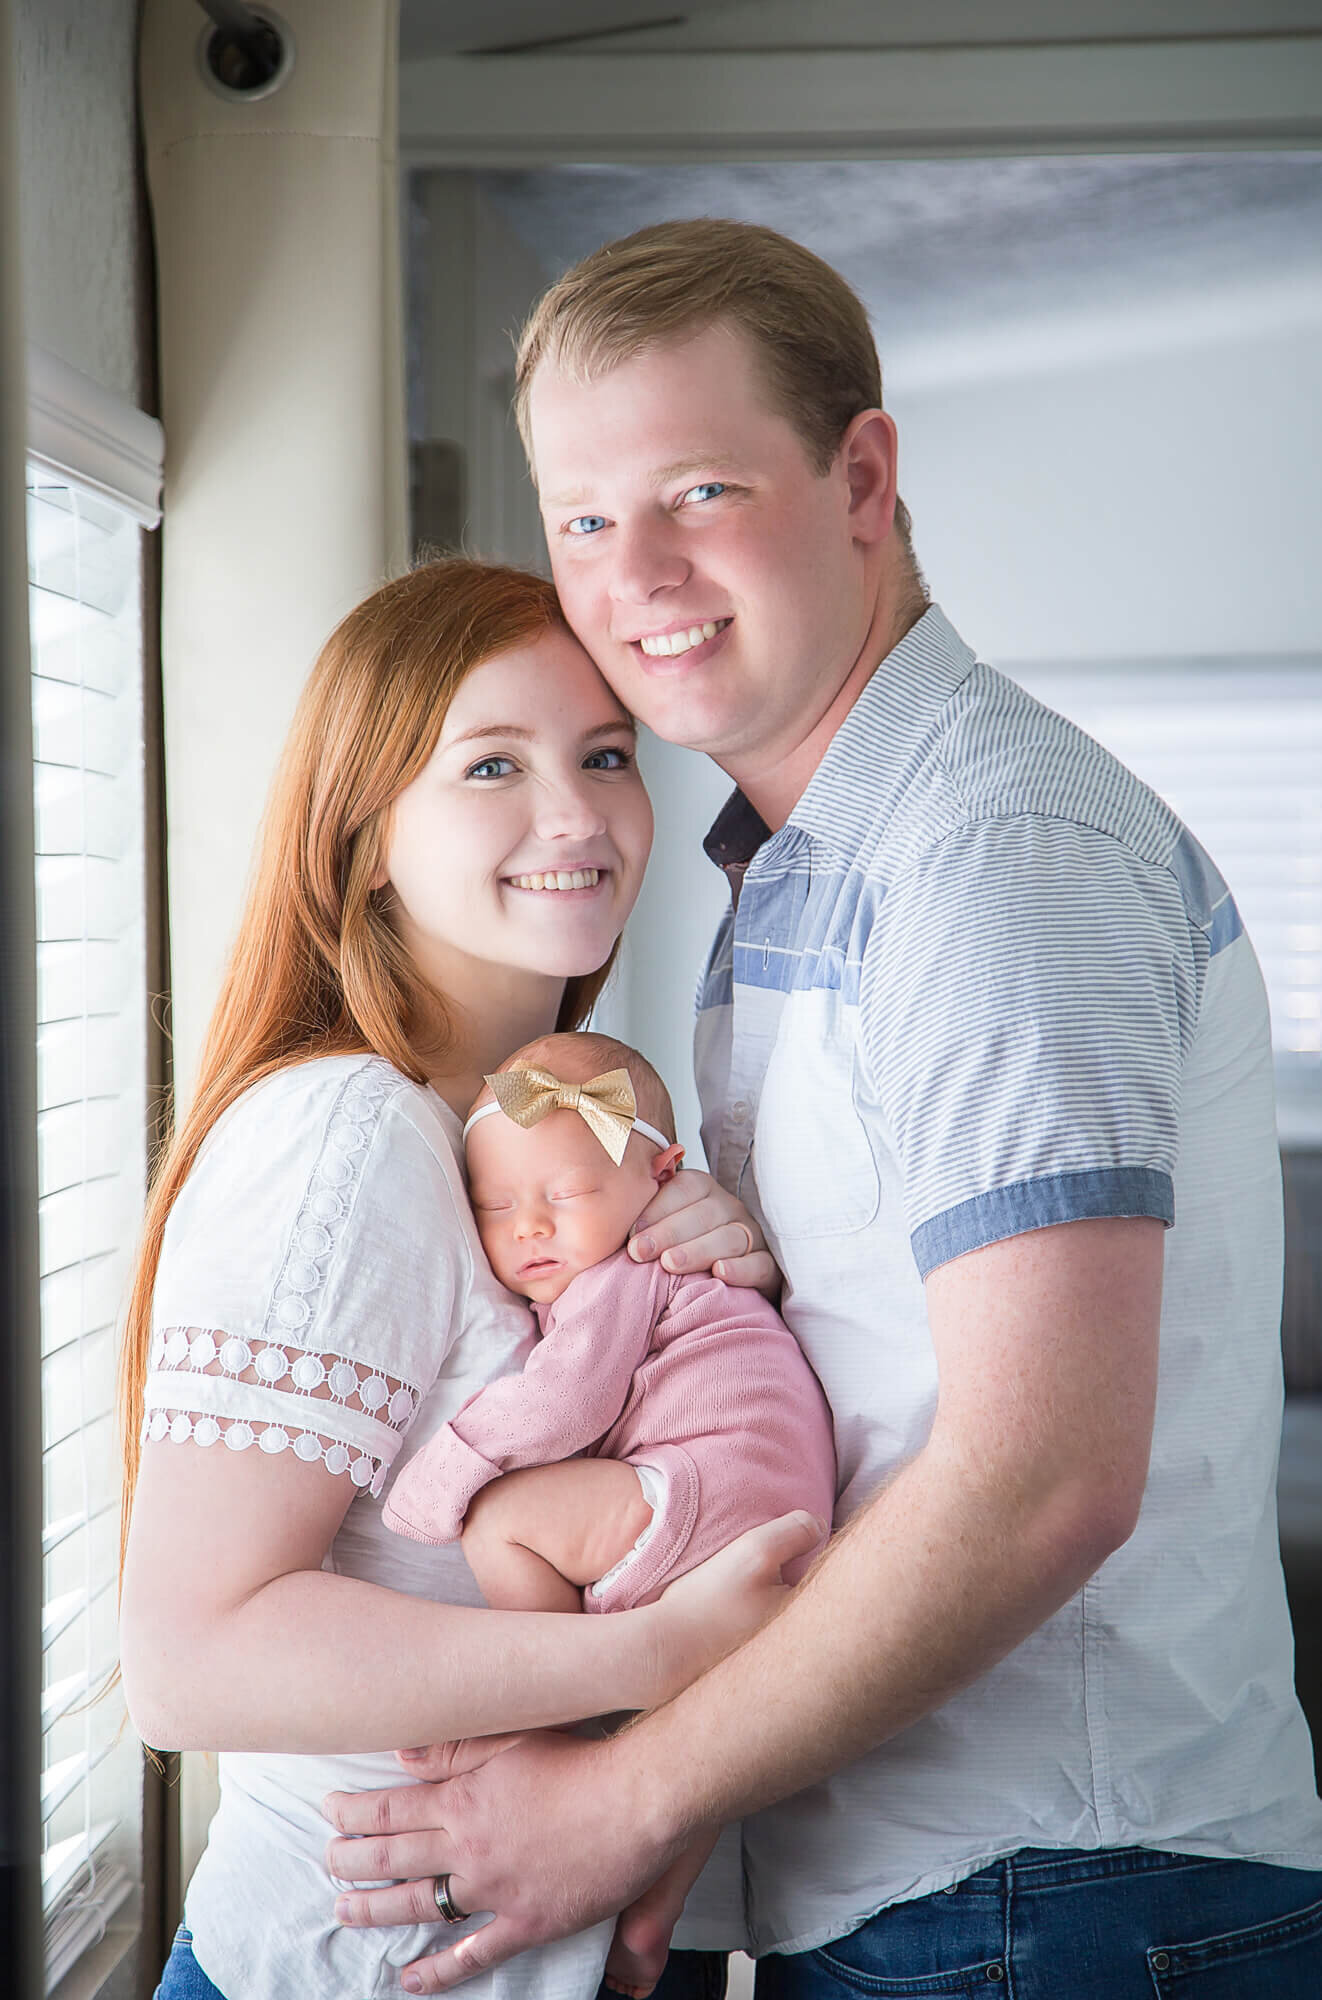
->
[[702, 605, 977, 871]]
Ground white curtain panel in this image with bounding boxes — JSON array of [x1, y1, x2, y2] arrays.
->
[[140, 0, 409, 1101]]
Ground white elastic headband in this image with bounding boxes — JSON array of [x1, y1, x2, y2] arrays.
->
[[462, 1098, 672, 1152]]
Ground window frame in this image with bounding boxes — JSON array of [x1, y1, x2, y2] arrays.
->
[[24, 346, 169, 2000]]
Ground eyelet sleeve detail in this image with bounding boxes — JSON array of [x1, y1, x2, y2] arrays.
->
[[142, 1331, 421, 1497]]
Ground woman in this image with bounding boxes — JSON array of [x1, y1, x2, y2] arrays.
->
[[118, 559, 812, 2000]]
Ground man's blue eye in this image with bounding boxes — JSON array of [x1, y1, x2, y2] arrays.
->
[[681, 482, 725, 504], [566, 515, 607, 536], [466, 755, 515, 780]]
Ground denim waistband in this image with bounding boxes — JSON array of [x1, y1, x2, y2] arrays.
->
[[950, 1846, 1305, 1898]]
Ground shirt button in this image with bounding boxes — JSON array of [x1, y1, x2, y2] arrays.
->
[[985, 1968, 1005, 1983], [730, 1100, 749, 1124], [1151, 1952, 1171, 1972]]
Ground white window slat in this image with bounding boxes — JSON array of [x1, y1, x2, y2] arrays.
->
[[27, 592, 131, 695], [37, 940, 123, 1028], [40, 1255, 124, 1359], [25, 473, 137, 602], [41, 1824, 119, 1913], [45, 1674, 126, 1779], [41, 1671, 91, 1732], [39, 1171, 139, 1282], [32, 676, 126, 773], [45, 1861, 134, 1993], [35, 770, 134, 866], [40, 1578, 118, 1715], [35, 853, 135, 946], [42, 1751, 98, 1823], [37, 1014, 140, 1114], [37, 1097, 127, 1200], [42, 1415, 116, 1533], [41, 1588, 89, 1653], [40, 1329, 116, 1455]]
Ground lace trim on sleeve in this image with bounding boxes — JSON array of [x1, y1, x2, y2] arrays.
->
[[142, 1329, 422, 1497]]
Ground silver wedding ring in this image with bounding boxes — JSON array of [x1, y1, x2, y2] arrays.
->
[[432, 1873, 467, 1924]]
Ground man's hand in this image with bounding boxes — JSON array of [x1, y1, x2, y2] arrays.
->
[[325, 1731, 678, 1994], [629, 1165, 778, 1296]]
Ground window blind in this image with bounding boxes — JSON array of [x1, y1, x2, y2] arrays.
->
[[29, 463, 146, 1989], [1003, 659, 1322, 1146]]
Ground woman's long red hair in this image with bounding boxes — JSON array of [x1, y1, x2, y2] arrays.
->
[[117, 558, 620, 1573]]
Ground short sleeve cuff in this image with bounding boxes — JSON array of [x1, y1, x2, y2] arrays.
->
[[911, 1166, 1175, 1279]]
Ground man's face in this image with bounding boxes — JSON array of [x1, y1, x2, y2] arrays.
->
[[529, 322, 881, 783]]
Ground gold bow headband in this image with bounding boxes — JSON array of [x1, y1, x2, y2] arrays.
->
[[463, 1065, 672, 1167]]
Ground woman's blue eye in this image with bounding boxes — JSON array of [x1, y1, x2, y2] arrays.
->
[[681, 482, 725, 504], [566, 515, 607, 536], [466, 755, 516, 780], [582, 745, 633, 772]]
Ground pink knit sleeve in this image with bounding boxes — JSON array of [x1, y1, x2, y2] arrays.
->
[[382, 1250, 666, 1545]]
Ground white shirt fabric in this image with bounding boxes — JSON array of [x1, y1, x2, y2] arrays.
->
[[694, 606, 1322, 1956], [143, 1054, 745, 1998]]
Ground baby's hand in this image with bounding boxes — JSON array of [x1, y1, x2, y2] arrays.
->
[[628, 1169, 780, 1297]]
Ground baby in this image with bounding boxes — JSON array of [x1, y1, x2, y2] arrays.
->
[[383, 1029, 837, 1992]]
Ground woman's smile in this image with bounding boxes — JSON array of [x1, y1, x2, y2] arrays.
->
[[381, 625, 653, 1014]]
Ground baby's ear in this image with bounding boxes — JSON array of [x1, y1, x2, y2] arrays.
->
[[650, 1142, 685, 1186]]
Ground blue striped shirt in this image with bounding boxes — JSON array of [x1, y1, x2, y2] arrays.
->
[[695, 606, 1322, 1952]]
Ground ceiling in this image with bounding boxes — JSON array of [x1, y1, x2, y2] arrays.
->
[[473, 153, 1322, 389], [401, 0, 1322, 56], [401, 4, 1322, 389]]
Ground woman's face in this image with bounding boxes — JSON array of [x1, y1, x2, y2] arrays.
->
[[381, 626, 652, 1015]]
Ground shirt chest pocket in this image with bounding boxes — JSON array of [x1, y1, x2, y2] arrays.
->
[[752, 1012, 881, 1241]]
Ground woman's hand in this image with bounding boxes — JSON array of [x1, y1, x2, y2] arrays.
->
[[645, 1509, 825, 1705], [628, 1167, 780, 1298]]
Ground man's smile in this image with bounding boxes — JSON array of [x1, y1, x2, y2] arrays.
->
[[628, 618, 734, 672], [634, 617, 733, 659]]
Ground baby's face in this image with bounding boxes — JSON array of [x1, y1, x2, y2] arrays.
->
[[466, 1107, 664, 1304]]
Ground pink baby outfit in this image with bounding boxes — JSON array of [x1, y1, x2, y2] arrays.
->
[[382, 1247, 836, 1612]]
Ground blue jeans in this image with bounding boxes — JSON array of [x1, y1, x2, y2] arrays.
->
[[153, 1929, 225, 1999], [753, 1850, 1322, 1999], [154, 1923, 728, 1999]]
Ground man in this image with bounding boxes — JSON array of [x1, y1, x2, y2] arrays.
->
[[327, 222, 1322, 1996]]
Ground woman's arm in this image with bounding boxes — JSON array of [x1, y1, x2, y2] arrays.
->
[[119, 1436, 817, 1755]]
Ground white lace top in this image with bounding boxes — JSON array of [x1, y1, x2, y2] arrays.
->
[[143, 1055, 746, 1998]]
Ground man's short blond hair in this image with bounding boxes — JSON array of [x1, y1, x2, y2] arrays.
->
[[514, 217, 914, 548]]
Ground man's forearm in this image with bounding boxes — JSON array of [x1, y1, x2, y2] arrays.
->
[[616, 1216, 1161, 1841], [616, 1429, 1130, 1841]]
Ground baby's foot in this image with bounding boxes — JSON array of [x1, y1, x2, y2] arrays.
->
[[603, 1903, 675, 1999]]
